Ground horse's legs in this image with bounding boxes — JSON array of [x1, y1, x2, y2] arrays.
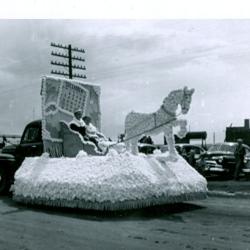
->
[[175, 119, 187, 139], [131, 137, 139, 155], [164, 125, 178, 161], [125, 138, 131, 152]]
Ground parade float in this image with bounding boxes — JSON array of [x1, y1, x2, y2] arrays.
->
[[12, 76, 207, 211]]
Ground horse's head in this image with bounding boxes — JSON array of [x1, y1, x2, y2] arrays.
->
[[180, 86, 195, 114], [162, 87, 195, 116]]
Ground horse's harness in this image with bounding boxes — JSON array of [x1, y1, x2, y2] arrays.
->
[[152, 105, 176, 127], [161, 104, 176, 117]]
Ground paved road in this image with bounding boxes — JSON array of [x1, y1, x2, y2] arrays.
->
[[208, 179, 250, 193], [0, 196, 250, 250]]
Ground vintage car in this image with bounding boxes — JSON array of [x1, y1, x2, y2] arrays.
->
[[0, 120, 43, 194], [197, 142, 250, 178]]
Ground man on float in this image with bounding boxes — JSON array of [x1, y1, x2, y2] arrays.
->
[[69, 109, 86, 138]]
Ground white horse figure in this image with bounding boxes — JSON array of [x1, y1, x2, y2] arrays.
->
[[124, 86, 195, 160]]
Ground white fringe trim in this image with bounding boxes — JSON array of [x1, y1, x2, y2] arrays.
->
[[43, 140, 63, 157], [13, 191, 207, 211]]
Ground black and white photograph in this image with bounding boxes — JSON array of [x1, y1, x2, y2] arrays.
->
[[0, 1, 250, 250]]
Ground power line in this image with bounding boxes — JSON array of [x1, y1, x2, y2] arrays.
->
[[50, 42, 87, 80]]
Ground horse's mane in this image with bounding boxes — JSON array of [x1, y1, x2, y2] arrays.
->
[[168, 89, 183, 98], [163, 89, 183, 104]]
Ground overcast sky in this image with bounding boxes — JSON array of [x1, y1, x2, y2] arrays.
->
[[1, 19, 250, 143]]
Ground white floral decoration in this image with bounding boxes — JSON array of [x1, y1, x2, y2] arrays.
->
[[12, 152, 207, 211]]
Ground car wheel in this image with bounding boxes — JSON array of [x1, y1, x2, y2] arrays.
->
[[0, 168, 8, 194]]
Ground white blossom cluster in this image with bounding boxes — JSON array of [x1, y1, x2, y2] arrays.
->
[[12, 150, 207, 210]]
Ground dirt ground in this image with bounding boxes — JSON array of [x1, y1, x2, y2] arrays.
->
[[0, 196, 250, 250]]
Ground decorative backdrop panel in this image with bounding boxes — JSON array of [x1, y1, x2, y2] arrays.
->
[[41, 76, 101, 157]]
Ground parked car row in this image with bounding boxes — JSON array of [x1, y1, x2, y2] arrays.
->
[[138, 141, 250, 179]]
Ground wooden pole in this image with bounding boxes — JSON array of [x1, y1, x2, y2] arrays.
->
[[68, 44, 72, 79]]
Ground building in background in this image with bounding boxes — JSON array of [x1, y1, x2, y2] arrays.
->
[[171, 131, 207, 148], [225, 119, 250, 146]]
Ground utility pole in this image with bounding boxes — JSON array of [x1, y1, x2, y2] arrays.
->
[[50, 42, 86, 80]]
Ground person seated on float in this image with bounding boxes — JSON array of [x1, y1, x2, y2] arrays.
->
[[82, 116, 106, 152], [69, 109, 86, 138], [83, 116, 106, 140]]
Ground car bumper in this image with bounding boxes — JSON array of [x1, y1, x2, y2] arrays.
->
[[204, 160, 224, 169], [206, 167, 226, 172], [202, 160, 229, 175], [204, 161, 250, 176]]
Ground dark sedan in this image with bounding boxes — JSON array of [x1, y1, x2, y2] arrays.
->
[[198, 142, 250, 178]]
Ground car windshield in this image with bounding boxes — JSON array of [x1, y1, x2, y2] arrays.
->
[[208, 144, 236, 153]]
